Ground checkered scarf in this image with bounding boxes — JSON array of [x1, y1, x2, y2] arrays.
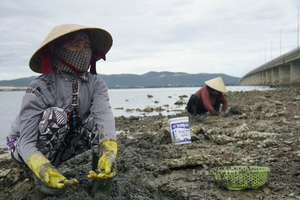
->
[[52, 47, 92, 74]]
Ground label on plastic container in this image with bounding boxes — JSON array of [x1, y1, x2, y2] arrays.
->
[[169, 119, 191, 144]]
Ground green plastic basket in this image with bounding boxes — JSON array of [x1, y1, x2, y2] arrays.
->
[[212, 166, 270, 190]]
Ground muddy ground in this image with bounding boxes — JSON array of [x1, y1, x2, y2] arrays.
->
[[1, 86, 300, 200]]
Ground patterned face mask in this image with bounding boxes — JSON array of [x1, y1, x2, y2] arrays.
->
[[52, 46, 92, 74]]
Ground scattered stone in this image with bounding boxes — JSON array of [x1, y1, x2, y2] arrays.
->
[[174, 100, 184, 105], [0, 169, 11, 177], [143, 107, 154, 112], [229, 107, 247, 114], [161, 152, 211, 168], [243, 131, 279, 141], [263, 187, 271, 195], [250, 103, 264, 111], [179, 95, 188, 98], [293, 96, 300, 101]]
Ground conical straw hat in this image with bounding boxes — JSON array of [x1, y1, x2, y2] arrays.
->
[[29, 24, 113, 73], [204, 77, 227, 93]]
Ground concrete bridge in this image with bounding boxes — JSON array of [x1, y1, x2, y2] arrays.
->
[[239, 48, 300, 86]]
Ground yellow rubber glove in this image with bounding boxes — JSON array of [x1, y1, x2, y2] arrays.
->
[[88, 139, 118, 181], [27, 153, 79, 188]]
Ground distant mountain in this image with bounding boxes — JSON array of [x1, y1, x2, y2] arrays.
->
[[99, 71, 240, 87], [0, 71, 240, 88], [0, 76, 37, 87]]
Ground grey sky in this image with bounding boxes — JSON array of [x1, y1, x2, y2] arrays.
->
[[0, 0, 299, 80]]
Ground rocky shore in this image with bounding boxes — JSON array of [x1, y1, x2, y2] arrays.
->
[[1, 86, 300, 199], [0, 86, 27, 91]]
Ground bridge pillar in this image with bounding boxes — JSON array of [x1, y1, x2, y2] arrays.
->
[[252, 74, 258, 85], [261, 71, 266, 85], [279, 64, 291, 84], [257, 73, 261, 85], [271, 67, 279, 84], [291, 61, 300, 84], [266, 69, 272, 84]]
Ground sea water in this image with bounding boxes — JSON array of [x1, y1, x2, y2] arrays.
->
[[0, 86, 273, 148]]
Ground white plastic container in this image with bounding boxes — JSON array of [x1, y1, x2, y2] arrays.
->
[[168, 117, 191, 144]]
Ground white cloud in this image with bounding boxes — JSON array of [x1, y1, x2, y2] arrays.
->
[[0, 0, 299, 80]]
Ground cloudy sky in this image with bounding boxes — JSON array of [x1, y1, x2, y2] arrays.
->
[[0, 0, 299, 81]]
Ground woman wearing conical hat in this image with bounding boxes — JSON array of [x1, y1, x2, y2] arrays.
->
[[187, 77, 228, 116], [6, 24, 117, 196]]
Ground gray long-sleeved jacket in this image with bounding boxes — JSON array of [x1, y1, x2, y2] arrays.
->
[[9, 69, 116, 164]]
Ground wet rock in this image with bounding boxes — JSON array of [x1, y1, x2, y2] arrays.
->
[[233, 123, 249, 138], [190, 125, 205, 135], [229, 107, 247, 114], [243, 131, 279, 141], [263, 187, 271, 195], [0, 169, 11, 177], [265, 112, 277, 118], [237, 113, 248, 119], [142, 179, 158, 193], [236, 139, 254, 147], [147, 94, 153, 98], [261, 139, 278, 148], [179, 95, 188, 98], [212, 135, 236, 145], [154, 106, 164, 111], [161, 152, 211, 168], [10, 178, 33, 198], [250, 103, 264, 111], [150, 121, 163, 132], [213, 192, 230, 200], [293, 96, 300, 101], [129, 116, 140, 121], [143, 107, 154, 112], [190, 135, 200, 141], [273, 100, 283, 105], [154, 165, 171, 174], [174, 100, 184, 105], [277, 110, 289, 116], [204, 127, 222, 139], [222, 121, 236, 128]]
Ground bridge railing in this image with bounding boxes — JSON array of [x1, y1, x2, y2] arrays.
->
[[242, 48, 300, 78]]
